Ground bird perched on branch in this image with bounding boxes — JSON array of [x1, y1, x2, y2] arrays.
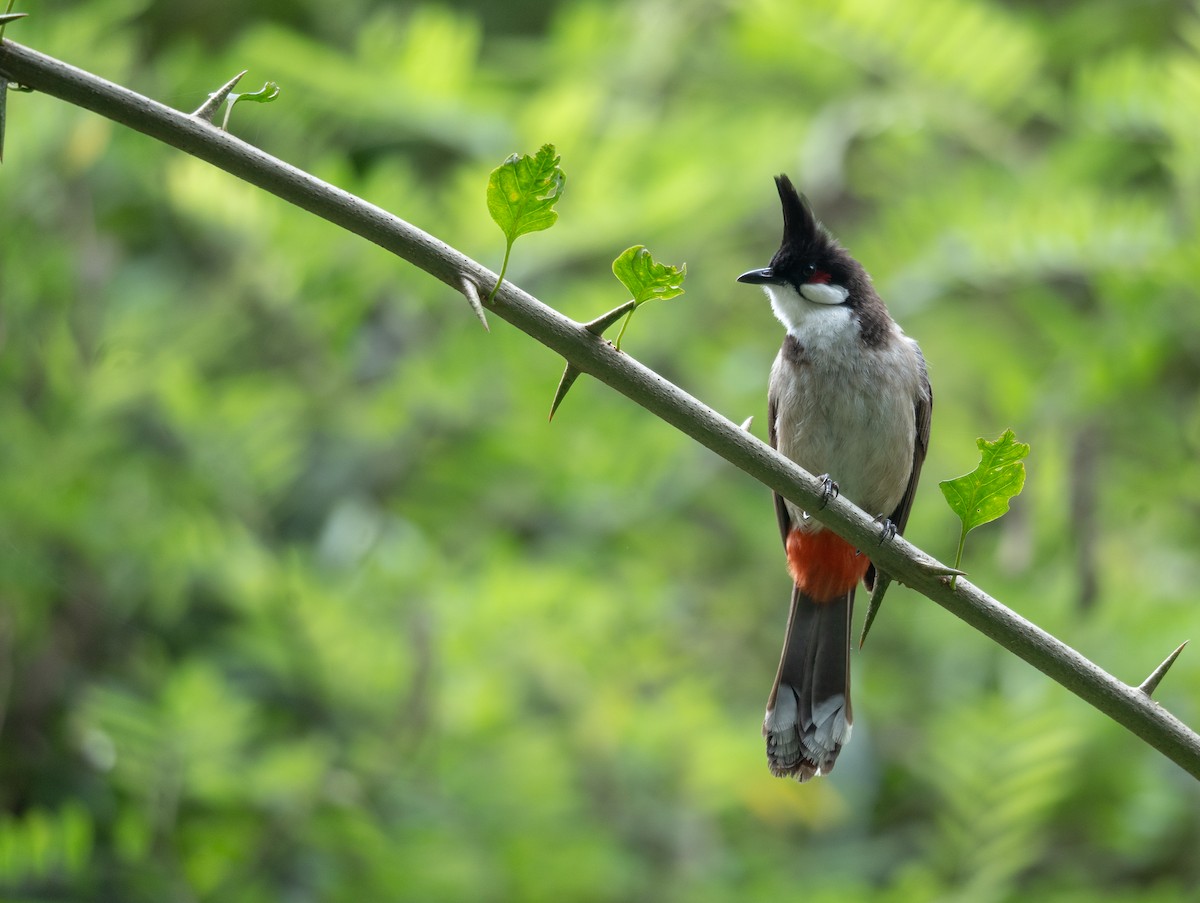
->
[[738, 176, 932, 781]]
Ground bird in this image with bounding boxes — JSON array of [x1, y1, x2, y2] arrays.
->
[[738, 175, 932, 781]]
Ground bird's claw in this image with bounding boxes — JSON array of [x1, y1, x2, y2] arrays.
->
[[817, 474, 839, 510], [875, 515, 897, 543]]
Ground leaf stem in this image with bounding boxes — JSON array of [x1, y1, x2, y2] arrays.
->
[[613, 308, 635, 350], [951, 527, 967, 588], [487, 239, 512, 304]]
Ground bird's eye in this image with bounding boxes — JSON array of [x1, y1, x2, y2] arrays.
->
[[800, 263, 816, 279]]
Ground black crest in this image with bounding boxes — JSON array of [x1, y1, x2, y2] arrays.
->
[[758, 175, 892, 345], [769, 176, 842, 282]]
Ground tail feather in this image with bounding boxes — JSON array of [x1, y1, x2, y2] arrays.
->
[[764, 586, 853, 781]]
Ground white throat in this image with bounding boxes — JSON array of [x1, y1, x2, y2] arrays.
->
[[763, 283, 851, 337]]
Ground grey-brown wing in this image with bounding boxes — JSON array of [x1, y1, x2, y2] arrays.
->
[[865, 353, 932, 590], [888, 354, 933, 534], [768, 388, 792, 548]]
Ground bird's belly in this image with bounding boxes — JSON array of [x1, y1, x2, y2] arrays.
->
[[774, 362, 915, 527]]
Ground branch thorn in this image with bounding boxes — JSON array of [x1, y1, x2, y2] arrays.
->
[[192, 70, 247, 123], [547, 300, 638, 421], [458, 276, 489, 331], [739, 416, 754, 431], [1137, 641, 1188, 698], [858, 571, 892, 648], [583, 299, 637, 337], [925, 561, 967, 578], [549, 363, 581, 422]]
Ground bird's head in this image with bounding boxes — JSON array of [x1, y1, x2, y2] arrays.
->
[[738, 176, 862, 329]]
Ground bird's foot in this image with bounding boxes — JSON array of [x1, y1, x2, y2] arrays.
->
[[875, 515, 897, 543], [817, 474, 839, 510]]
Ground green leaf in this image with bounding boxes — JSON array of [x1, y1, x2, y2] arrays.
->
[[487, 143, 565, 244], [486, 144, 565, 301], [232, 82, 281, 105], [940, 430, 1030, 531], [611, 245, 686, 307], [221, 81, 281, 130], [940, 429, 1030, 573], [610, 245, 686, 348]]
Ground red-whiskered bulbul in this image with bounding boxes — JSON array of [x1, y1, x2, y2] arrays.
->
[[738, 176, 932, 781]]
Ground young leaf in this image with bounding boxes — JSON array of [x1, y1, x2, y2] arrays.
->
[[610, 245, 686, 349], [940, 429, 1030, 575], [221, 81, 281, 131], [486, 144, 565, 301], [612, 245, 686, 305]]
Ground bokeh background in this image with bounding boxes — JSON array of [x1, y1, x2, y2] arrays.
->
[[3, 0, 1200, 899]]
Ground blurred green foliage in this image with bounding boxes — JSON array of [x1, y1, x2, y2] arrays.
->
[[2, 0, 1200, 899]]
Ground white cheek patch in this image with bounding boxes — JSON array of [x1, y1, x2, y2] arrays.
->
[[764, 283, 853, 336], [799, 282, 849, 306]]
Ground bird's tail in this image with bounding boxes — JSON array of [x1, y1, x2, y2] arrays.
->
[[763, 585, 854, 781]]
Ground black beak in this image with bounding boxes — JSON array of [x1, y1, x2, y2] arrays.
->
[[737, 267, 777, 285]]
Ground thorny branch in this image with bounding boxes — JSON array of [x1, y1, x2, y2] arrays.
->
[[2, 38, 1197, 779]]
